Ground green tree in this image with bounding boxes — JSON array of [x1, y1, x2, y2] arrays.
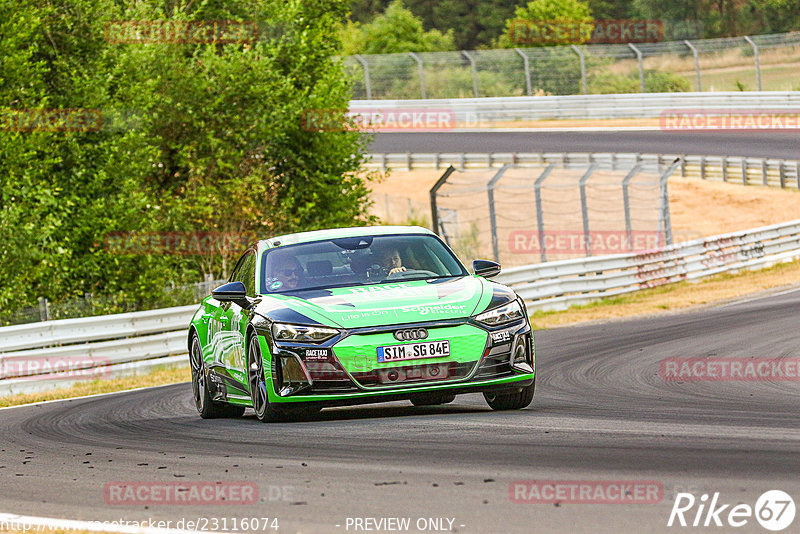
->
[[341, 0, 455, 55], [496, 0, 594, 48]]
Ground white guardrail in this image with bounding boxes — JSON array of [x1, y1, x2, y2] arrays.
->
[[2, 219, 800, 395], [365, 152, 800, 189], [0, 305, 196, 396], [351, 91, 800, 124], [495, 219, 800, 311]]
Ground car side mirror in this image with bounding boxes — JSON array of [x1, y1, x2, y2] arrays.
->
[[212, 281, 252, 309], [473, 259, 501, 279]]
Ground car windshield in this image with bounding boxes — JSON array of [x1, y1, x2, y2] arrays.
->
[[260, 233, 468, 293]]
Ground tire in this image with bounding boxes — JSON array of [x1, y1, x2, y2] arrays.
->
[[483, 379, 535, 411], [190, 334, 245, 419], [247, 336, 286, 423], [409, 393, 456, 406]]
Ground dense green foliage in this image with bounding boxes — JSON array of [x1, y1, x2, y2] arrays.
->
[[0, 0, 374, 320], [349, 0, 800, 50], [342, 0, 455, 55]]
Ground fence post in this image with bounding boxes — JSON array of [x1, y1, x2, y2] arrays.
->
[[762, 159, 768, 185], [408, 52, 427, 99], [628, 43, 645, 93], [683, 40, 702, 91], [38, 297, 49, 322], [514, 48, 532, 96], [744, 36, 762, 91], [779, 161, 786, 188], [353, 55, 372, 100], [579, 163, 598, 256], [534, 164, 556, 263], [570, 45, 588, 95], [461, 51, 479, 98], [430, 166, 456, 236], [622, 164, 642, 251], [658, 159, 681, 246], [487, 165, 511, 263], [700, 155, 706, 179]]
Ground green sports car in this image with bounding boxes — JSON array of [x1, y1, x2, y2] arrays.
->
[[188, 225, 535, 422]]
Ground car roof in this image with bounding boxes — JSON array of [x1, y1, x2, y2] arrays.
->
[[257, 225, 435, 248]]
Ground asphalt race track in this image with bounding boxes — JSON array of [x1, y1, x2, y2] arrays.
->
[[2, 288, 799, 533], [370, 131, 800, 159]]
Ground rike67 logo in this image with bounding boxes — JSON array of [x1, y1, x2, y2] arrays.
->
[[668, 490, 795, 531]]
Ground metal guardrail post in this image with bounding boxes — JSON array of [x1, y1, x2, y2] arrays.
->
[[353, 55, 372, 100], [38, 297, 49, 322], [570, 45, 588, 95], [744, 36, 762, 91], [534, 164, 555, 263], [742, 158, 748, 185], [796, 161, 800, 189], [658, 160, 681, 246], [430, 166, 455, 236], [514, 48, 532, 96], [683, 40, 701, 92], [700, 156, 706, 179], [579, 163, 598, 256], [762, 160, 768, 185], [462, 51, 479, 98], [628, 43, 645, 93], [779, 161, 786, 188], [622, 164, 642, 251], [487, 165, 511, 263], [408, 52, 427, 99], [722, 156, 728, 182]]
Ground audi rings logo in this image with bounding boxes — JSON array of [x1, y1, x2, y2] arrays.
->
[[394, 328, 428, 341]]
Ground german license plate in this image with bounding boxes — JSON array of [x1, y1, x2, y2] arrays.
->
[[376, 340, 450, 362]]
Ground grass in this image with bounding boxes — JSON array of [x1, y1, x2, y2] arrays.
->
[[0, 365, 190, 408], [531, 256, 800, 329]]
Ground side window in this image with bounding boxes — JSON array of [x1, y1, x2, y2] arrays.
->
[[240, 252, 256, 296]]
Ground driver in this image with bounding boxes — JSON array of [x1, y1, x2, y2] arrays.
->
[[377, 246, 406, 275], [271, 256, 304, 290]]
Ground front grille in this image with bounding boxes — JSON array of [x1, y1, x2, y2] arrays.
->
[[351, 360, 475, 388]]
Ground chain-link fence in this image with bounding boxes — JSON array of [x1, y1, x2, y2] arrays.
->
[[1, 276, 226, 326], [344, 31, 800, 99], [429, 160, 680, 267]]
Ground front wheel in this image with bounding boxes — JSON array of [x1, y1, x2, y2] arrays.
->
[[483, 379, 535, 411], [248, 336, 285, 423], [190, 334, 244, 419]]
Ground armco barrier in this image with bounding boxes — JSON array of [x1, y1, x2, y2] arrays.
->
[[351, 92, 800, 124], [495, 219, 800, 311], [366, 152, 800, 190], [0, 305, 196, 396]]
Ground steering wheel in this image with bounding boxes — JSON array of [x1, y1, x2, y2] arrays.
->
[[384, 268, 438, 280]]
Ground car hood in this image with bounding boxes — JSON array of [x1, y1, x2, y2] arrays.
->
[[254, 276, 495, 328]]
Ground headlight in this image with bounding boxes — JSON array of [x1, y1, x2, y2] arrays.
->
[[271, 323, 339, 343], [475, 301, 524, 326]]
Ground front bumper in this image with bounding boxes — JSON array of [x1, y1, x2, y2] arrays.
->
[[262, 317, 534, 403]]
